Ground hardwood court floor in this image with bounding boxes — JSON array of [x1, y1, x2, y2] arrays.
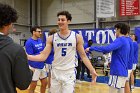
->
[[17, 81, 140, 93]]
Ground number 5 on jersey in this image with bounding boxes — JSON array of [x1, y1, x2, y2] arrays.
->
[[62, 48, 67, 56]]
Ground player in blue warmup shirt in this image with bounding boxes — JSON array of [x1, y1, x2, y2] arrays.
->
[[130, 34, 139, 89], [25, 26, 47, 93], [86, 23, 130, 93], [124, 29, 134, 93]]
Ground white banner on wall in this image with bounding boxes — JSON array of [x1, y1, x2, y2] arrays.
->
[[96, 0, 115, 18]]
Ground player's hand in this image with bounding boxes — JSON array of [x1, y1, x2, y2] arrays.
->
[[85, 47, 90, 53], [91, 69, 98, 85]]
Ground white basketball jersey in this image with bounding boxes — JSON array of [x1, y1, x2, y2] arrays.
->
[[103, 53, 111, 63], [52, 31, 77, 70]]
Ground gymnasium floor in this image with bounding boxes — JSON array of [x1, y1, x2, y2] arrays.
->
[[17, 69, 140, 93], [17, 82, 140, 93]]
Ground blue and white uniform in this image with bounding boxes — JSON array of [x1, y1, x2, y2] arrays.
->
[[103, 53, 111, 64], [132, 41, 139, 70], [89, 36, 130, 89], [126, 37, 134, 80], [51, 31, 77, 93], [25, 38, 46, 81], [103, 53, 111, 72]]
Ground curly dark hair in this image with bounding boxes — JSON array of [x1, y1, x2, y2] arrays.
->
[[0, 3, 18, 28], [57, 11, 72, 21]]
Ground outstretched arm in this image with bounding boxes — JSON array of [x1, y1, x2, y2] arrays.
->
[[27, 36, 53, 62], [86, 38, 123, 53], [76, 34, 97, 84]]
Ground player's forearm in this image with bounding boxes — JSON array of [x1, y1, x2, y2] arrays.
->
[[27, 53, 46, 62], [82, 56, 95, 73]]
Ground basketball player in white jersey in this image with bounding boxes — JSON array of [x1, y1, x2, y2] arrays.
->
[[28, 11, 97, 93], [103, 53, 111, 75]]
